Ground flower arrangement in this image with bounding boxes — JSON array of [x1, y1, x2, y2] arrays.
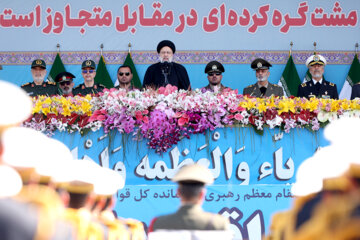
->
[[23, 85, 360, 153]]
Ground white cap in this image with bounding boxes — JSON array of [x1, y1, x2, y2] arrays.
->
[[0, 165, 23, 198], [0, 81, 32, 131], [172, 164, 214, 184], [94, 167, 125, 196], [305, 54, 327, 67]]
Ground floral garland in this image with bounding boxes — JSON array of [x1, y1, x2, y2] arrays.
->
[[24, 85, 360, 153]]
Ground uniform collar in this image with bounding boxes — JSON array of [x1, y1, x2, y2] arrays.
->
[[257, 82, 269, 88], [312, 78, 323, 85]]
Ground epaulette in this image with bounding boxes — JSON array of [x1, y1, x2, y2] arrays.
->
[[301, 83, 307, 87], [98, 84, 106, 88], [247, 84, 254, 88], [47, 81, 56, 85], [21, 82, 30, 87], [329, 82, 335, 87]]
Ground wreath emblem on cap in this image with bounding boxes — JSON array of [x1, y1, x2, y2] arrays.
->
[[62, 76, 67, 81], [85, 60, 92, 66], [257, 62, 262, 68], [313, 55, 320, 62], [212, 65, 218, 70], [36, 60, 42, 65]]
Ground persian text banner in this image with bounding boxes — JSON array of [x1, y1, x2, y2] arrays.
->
[[53, 127, 328, 236], [0, 0, 358, 51]]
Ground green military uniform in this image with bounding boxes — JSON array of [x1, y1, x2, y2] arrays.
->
[[73, 83, 105, 96], [21, 59, 59, 97], [21, 81, 58, 97], [243, 82, 284, 98]]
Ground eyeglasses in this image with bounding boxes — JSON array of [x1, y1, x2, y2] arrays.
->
[[118, 72, 130, 76], [208, 72, 222, 76], [60, 81, 71, 86], [82, 69, 95, 74]]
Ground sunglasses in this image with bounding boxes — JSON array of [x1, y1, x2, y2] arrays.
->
[[208, 72, 221, 76], [118, 72, 130, 76], [60, 81, 72, 86], [82, 69, 95, 74]]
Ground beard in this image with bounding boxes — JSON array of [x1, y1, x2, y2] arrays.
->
[[159, 56, 173, 63], [33, 76, 44, 84], [256, 76, 267, 82]]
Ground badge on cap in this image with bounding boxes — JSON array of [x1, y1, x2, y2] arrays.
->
[[313, 55, 320, 62], [85, 60, 92, 66], [212, 65, 218, 71], [62, 76, 67, 81], [36, 60, 42, 65], [257, 62, 262, 68]]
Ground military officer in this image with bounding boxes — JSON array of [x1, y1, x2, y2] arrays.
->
[[148, 164, 229, 232], [55, 71, 75, 96], [350, 83, 360, 100], [201, 61, 231, 93], [73, 60, 105, 95], [243, 58, 284, 97], [297, 54, 338, 99], [21, 59, 58, 97]]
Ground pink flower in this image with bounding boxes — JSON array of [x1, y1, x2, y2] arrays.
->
[[234, 113, 243, 121]]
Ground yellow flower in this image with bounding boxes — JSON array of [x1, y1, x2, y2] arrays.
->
[[277, 99, 295, 114], [330, 100, 340, 112], [257, 102, 267, 113], [340, 99, 350, 111], [240, 98, 256, 110]]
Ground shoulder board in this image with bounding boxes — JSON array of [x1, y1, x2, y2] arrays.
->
[[247, 84, 254, 88], [301, 83, 307, 87], [21, 82, 31, 87], [98, 84, 106, 88], [329, 82, 335, 86], [47, 81, 56, 85]]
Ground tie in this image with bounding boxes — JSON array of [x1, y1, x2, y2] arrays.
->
[[314, 82, 321, 96], [260, 87, 267, 97]]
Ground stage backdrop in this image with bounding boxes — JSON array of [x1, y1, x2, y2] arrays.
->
[[53, 127, 328, 239], [0, 0, 359, 92]]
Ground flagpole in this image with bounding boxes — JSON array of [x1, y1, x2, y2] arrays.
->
[[289, 42, 293, 56], [56, 43, 60, 54], [100, 44, 104, 56], [313, 42, 317, 55], [356, 43, 359, 55]]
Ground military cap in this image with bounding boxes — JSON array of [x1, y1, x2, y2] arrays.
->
[[81, 59, 96, 69], [31, 59, 46, 69], [305, 54, 327, 67], [94, 168, 124, 196], [205, 61, 225, 74], [172, 164, 214, 184], [55, 71, 75, 83], [0, 81, 32, 132], [157, 40, 176, 54], [251, 58, 272, 70]]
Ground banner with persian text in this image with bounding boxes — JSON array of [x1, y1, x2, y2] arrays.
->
[[53, 127, 328, 238], [0, 0, 358, 51]]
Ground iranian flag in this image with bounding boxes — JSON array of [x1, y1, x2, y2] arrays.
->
[[339, 54, 360, 99], [278, 55, 301, 97]]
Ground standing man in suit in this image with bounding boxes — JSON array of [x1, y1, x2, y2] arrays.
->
[[148, 164, 229, 232], [243, 58, 283, 97], [297, 54, 338, 99]]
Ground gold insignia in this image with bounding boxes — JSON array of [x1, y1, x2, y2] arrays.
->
[[85, 60, 92, 66], [62, 76, 67, 81], [211, 65, 217, 70], [21, 82, 30, 87], [48, 82, 56, 85], [301, 83, 307, 87], [36, 60, 42, 65], [313, 55, 320, 62], [257, 62, 262, 68], [329, 82, 335, 86]]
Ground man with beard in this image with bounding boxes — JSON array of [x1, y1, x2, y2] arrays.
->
[[297, 54, 338, 99], [243, 58, 283, 98], [143, 40, 191, 90], [114, 65, 135, 91], [21, 59, 58, 97], [55, 72, 75, 96]]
